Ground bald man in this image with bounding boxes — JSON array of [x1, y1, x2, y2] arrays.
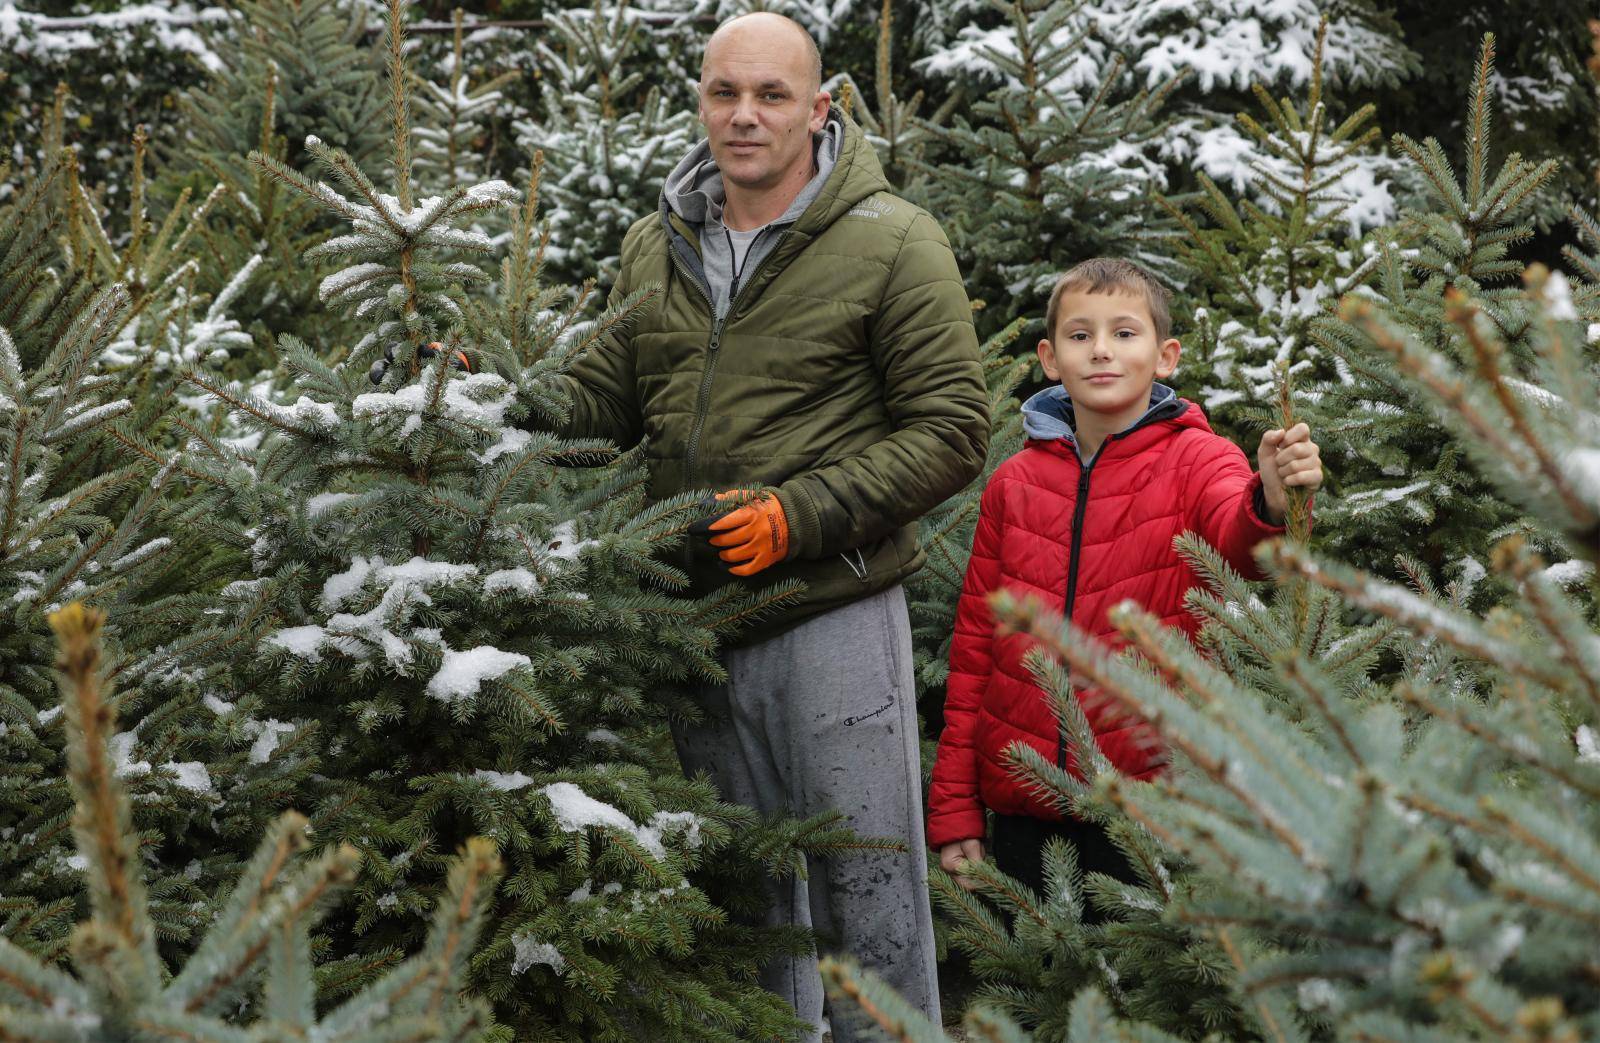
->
[[549, 14, 988, 1038]]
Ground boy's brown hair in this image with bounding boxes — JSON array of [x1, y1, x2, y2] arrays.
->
[[1044, 258, 1173, 342]]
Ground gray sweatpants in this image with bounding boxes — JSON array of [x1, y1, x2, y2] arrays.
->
[[672, 585, 941, 1042]]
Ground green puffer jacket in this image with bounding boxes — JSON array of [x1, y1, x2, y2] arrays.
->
[[557, 111, 989, 643]]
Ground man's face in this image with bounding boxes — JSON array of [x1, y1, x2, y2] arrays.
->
[[698, 19, 829, 193], [1037, 289, 1180, 419]]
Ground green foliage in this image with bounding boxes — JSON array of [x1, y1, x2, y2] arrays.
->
[[0, 602, 500, 1040], [909, 0, 1181, 337], [512, 1, 700, 287], [1303, 34, 1564, 580], [157, 0, 390, 367], [1157, 20, 1386, 442], [150, 5, 815, 1035]]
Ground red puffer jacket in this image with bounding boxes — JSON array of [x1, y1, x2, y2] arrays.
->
[[926, 385, 1286, 849]]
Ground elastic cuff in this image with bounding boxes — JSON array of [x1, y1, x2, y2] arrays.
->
[[1248, 475, 1287, 532], [773, 483, 820, 560], [926, 808, 987, 850]]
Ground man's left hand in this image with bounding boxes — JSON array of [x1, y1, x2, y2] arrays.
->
[[702, 490, 789, 577], [1257, 422, 1323, 522]]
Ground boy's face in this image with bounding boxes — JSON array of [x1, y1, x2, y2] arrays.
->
[[1038, 289, 1180, 421]]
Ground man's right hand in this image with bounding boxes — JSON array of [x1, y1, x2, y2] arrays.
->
[[939, 839, 986, 891]]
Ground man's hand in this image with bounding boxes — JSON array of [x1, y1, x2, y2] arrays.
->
[[1257, 422, 1323, 523], [701, 490, 789, 577], [939, 839, 986, 891]]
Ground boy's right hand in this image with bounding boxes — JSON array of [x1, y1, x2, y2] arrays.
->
[[939, 839, 986, 891]]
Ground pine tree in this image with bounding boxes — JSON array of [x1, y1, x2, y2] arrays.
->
[[514, 0, 699, 287], [0, 142, 337, 984], [157, 0, 392, 365], [911, 0, 1181, 337], [1377, 0, 1599, 235], [159, 3, 819, 1036], [0, 601, 500, 1040], [829, 0, 963, 192]]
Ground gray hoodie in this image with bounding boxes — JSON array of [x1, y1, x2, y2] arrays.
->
[[662, 114, 843, 321]]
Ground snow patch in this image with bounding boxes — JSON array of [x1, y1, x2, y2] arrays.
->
[[426, 645, 530, 703], [474, 769, 534, 791], [510, 932, 565, 975]]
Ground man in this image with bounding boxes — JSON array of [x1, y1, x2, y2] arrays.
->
[[548, 12, 988, 1038]]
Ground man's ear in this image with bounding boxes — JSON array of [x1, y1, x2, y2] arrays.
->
[[1036, 338, 1061, 381], [811, 90, 831, 132], [1155, 337, 1181, 379]]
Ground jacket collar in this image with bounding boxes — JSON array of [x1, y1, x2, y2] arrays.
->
[[1021, 383, 1188, 457], [662, 114, 843, 231], [658, 108, 888, 251]]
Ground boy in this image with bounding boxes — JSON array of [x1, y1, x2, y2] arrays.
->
[[926, 258, 1323, 898]]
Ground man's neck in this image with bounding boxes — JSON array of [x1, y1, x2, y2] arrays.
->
[[722, 155, 817, 231]]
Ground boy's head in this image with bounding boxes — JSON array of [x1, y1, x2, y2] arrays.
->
[[1038, 258, 1180, 423]]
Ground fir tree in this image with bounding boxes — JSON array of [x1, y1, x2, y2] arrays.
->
[[829, 0, 962, 192], [0, 144, 330, 979], [0, 601, 500, 1040], [911, 0, 1181, 337], [412, 8, 518, 194], [1303, 34, 1562, 580], [158, 0, 392, 365], [514, 0, 699, 287], [1154, 19, 1387, 438], [162, 3, 817, 1036]]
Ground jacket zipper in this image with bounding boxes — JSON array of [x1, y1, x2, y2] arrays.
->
[[1054, 406, 1177, 768], [1051, 405, 1187, 770], [680, 229, 789, 485], [1058, 449, 1098, 769]]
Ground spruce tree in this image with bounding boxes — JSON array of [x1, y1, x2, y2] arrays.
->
[[159, 0, 392, 364], [513, 0, 699, 287], [164, 4, 816, 1036], [1154, 19, 1387, 438], [412, 9, 519, 194], [911, 0, 1181, 337], [0, 146, 328, 976], [0, 602, 500, 1040], [1302, 34, 1562, 580]]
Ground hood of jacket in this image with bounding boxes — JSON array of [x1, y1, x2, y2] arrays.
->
[[663, 112, 844, 229], [659, 109, 888, 246], [1021, 382, 1189, 453]]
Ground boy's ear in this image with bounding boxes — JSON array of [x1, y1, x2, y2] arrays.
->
[[1155, 337, 1181, 379], [1036, 338, 1061, 381]]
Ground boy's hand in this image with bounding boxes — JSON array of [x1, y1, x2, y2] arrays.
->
[[939, 839, 986, 891], [1257, 422, 1323, 523]]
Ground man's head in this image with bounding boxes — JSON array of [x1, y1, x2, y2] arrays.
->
[[698, 12, 830, 194], [1037, 258, 1180, 418]]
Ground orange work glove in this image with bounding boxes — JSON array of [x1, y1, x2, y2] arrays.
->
[[704, 490, 789, 577]]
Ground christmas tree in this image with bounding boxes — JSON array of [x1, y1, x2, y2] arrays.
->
[[0, 144, 273, 966], [1304, 34, 1562, 579], [910, 0, 1181, 336], [0, 601, 500, 1040], [514, 0, 699, 288], [161, 3, 816, 1036], [1154, 19, 1387, 439]]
